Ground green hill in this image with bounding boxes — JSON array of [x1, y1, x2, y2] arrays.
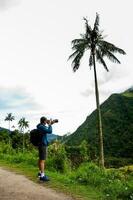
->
[[65, 88, 133, 159]]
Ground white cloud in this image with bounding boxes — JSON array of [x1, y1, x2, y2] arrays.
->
[[0, 86, 42, 111], [0, 0, 132, 135], [0, 0, 19, 10]]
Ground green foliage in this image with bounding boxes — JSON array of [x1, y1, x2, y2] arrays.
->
[[2, 129, 33, 151], [47, 141, 71, 173], [64, 89, 133, 166], [0, 130, 9, 143], [0, 141, 70, 173], [71, 162, 106, 186], [79, 140, 90, 160], [119, 165, 133, 175], [0, 142, 133, 199], [65, 140, 90, 168], [123, 92, 133, 98], [103, 179, 133, 200], [105, 157, 133, 168], [0, 142, 15, 154], [70, 162, 133, 200], [68, 13, 126, 73], [10, 130, 23, 149], [0, 142, 37, 166]]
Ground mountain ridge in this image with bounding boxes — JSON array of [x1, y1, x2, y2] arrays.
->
[[64, 88, 133, 158]]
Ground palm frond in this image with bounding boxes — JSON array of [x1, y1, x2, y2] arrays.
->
[[68, 50, 79, 61], [68, 36, 89, 71], [71, 38, 89, 51], [105, 50, 121, 64], [96, 49, 109, 71], [83, 17, 92, 36], [72, 40, 90, 53], [71, 38, 86, 46], [99, 40, 126, 55], [68, 13, 126, 74], [71, 51, 85, 72], [93, 13, 100, 32]]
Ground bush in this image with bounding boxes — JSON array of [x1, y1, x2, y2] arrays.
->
[[0, 142, 38, 166], [9, 152, 37, 166], [0, 143, 15, 154], [65, 141, 90, 168], [72, 162, 107, 187], [70, 162, 133, 199], [47, 141, 71, 173], [119, 165, 133, 175], [0, 130, 10, 143], [105, 157, 133, 168], [103, 180, 133, 200], [0, 142, 133, 200]]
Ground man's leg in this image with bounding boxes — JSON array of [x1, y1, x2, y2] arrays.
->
[[38, 158, 49, 181], [38, 145, 48, 180], [38, 159, 45, 174]]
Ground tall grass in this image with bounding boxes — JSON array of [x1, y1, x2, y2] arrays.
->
[[0, 142, 133, 200], [70, 162, 133, 199]]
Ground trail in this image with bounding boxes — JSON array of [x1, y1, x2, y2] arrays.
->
[[0, 167, 74, 200]]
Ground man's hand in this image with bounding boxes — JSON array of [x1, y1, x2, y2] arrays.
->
[[47, 119, 53, 125]]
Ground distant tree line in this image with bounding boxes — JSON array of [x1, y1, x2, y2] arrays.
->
[[0, 113, 30, 151]]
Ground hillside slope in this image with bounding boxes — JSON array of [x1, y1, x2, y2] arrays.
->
[[65, 88, 133, 158]]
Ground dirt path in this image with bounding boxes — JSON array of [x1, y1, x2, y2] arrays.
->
[[0, 167, 74, 200]]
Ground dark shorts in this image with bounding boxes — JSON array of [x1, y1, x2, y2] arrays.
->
[[38, 145, 47, 160]]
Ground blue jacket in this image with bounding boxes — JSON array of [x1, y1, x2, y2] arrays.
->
[[37, 123, 52, 146]]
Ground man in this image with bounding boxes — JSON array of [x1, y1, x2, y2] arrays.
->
[[37, 116, 53, 181]]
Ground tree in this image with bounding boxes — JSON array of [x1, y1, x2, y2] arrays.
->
[[0, 129, 9, 143], [18, 117, 29, 152], [68, 13, 126, 167], [5, 113, 15, 145], [5, 113, 15, 131]]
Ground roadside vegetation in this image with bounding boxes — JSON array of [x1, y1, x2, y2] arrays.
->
[[0, 135, 133, 200]]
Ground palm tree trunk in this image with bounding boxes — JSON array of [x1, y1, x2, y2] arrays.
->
[[92, 53, 104, 168], [8, 121, 11, 146], [23, 128, 25, 153]]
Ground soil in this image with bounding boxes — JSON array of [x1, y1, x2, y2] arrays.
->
[[0, 167, 74, 200]]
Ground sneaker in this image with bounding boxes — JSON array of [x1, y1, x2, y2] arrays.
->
[[40, 175, 50, 181], [38, 172, 41, 178]]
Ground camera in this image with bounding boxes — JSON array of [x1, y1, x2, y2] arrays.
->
[[47, 119, 59, 124], [52, 119, 59, 123]]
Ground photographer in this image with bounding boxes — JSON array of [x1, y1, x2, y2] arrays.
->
[[37, 116, 58, 181]]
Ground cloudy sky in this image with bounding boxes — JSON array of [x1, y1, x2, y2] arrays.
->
[[0, 0, 132, 135]]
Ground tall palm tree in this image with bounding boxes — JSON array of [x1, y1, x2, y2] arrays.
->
[[5, 113, 15, 145], [18, 117, 29, 152], [68, 13, 126, 168], [5, 113, 15, 131]]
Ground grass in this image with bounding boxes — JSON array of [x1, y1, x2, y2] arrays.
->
[[122, 92, 133, 97], [0, 159, 103, 200], [0, 143, 133, 200]]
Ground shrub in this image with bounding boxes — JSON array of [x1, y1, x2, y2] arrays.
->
[[0, 142, 38, 166], [0, 142, 15, 154], [65, 141, 90, 168], [70, 162, 133, 199], [48, 142, 71, 173], [119, 165, 133, 175], [71, 162, 107, 187], [103, 180, 133, 200], [105, 157, 133, 168]]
